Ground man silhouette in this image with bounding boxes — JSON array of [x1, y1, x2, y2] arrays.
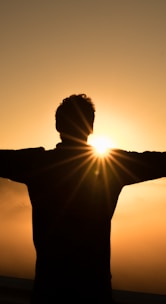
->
[[0, 93, 166, 303]]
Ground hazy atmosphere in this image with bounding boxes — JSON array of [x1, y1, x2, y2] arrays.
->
[[0, 0, 166, 295]]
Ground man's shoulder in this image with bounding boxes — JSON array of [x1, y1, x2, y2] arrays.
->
[[110, 148, 128, 158], [16, 146, 60, 156], [19, 147, 45, 152], [12, 146, 46, 157], [7, 147, 58, 164]]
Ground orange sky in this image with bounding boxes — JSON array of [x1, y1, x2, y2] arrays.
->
[[0, 0, 166, 294]]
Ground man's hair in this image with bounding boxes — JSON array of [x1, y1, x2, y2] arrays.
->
[[55, 94, 95, 140]]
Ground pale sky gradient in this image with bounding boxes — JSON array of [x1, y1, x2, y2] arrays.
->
[[0, 0, 166, 295]]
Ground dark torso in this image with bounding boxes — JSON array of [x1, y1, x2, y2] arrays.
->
[[27, 144, 121, 301]]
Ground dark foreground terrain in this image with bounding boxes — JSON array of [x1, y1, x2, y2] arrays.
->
[[0, 276, 166, 304]]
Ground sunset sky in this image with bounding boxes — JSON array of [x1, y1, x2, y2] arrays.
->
[[0, 0, 166, 295]]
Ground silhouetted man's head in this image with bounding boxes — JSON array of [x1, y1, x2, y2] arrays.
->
[[56, 94, 95, 144]]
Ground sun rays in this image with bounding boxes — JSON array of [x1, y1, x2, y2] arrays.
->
[[49, 135, 135, 213]]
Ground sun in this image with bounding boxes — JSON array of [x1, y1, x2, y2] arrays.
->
[[88, 135, 115, 156]]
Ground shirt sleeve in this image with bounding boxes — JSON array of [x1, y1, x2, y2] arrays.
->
[[0, 147, 45, 184], [110, 149, 166, 187]]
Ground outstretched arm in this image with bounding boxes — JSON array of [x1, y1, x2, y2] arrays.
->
[[0, 147, 45, 183], [110, 149, 166, 187]]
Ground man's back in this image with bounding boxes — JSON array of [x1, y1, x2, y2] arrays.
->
[[27, 143, 115, 301]]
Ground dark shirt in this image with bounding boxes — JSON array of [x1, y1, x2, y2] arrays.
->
[[1, 143, 166, 302]]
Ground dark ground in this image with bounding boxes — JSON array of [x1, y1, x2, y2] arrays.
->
[[0, 276, 166, 304]]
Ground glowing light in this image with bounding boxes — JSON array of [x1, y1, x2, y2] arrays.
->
[[88, 135, 114, 156]]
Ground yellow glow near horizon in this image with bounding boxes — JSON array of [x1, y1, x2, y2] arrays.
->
[[88, 135, 115, 156]]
